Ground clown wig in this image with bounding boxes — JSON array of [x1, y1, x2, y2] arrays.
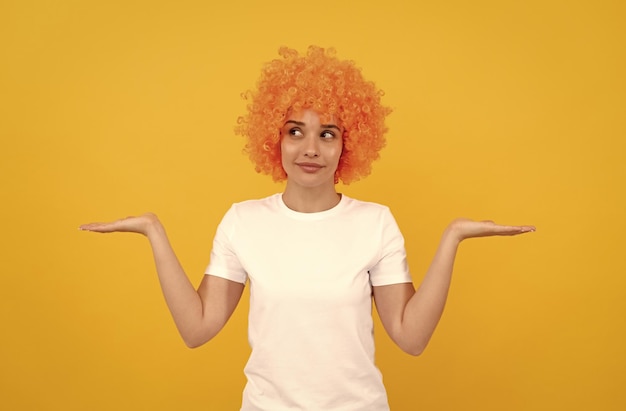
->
[[235, 46, 392, 184]]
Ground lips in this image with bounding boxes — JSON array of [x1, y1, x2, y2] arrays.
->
[[296, 162, 324, 173]]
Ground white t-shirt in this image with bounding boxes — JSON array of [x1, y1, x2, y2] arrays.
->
[[205, 193, 412, 411]]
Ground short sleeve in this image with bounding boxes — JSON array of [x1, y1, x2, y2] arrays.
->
[[368, 208, 412, 286], [204, 205, 248, 284]]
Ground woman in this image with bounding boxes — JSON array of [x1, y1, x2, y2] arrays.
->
[[80, 46, 534, 410]]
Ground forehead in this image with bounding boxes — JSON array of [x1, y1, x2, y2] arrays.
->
[[285, 108, 339, 126]]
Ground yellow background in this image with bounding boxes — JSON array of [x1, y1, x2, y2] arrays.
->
[[1, 0, 624, 409]]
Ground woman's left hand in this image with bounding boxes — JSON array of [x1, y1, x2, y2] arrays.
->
[[447, 218, 535, 243]]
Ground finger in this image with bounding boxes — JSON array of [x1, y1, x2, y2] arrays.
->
[[79, 220, 126, 232], [493, 224, 536, 235], [79, 222, 114, 232]]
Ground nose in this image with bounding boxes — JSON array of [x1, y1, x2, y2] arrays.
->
[[303, 135, 319, 157]]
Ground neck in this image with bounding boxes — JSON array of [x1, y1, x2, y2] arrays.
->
[[282, 182, 341, 213]]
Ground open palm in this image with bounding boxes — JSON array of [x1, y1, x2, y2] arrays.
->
[[79, 213, 159, 236], [449, 218, 535, 242]]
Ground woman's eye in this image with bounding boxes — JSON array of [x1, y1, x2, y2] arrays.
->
[[321, 131, 335, 139], [289, 128, 303, 136]]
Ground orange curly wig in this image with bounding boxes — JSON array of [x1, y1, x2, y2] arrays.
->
[[235, 45, 392, 184]]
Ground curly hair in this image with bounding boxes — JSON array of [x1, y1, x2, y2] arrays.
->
[[235, 46, 391, 184]]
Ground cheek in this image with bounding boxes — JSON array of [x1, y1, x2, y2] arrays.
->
[[280, 139, 294, 166], [280, 141, 287, 163], [332, 142, 343, 163], [333, 147, 342, 162]]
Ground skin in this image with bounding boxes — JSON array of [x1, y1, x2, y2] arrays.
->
[[80, 108, 535, 353], [280, 109, 343, 213]]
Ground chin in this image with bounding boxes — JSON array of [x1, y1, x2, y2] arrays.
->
[[289, 175, 335, 189]]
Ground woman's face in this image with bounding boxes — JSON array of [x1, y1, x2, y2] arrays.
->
[[280, 109, 343, 190]]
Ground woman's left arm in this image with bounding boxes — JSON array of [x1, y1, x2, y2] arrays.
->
[[373, 218, 535, 356]]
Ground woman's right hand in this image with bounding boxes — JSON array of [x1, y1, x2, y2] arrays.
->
[[80, 211, 244, 347], [79, 213, 160, 236]]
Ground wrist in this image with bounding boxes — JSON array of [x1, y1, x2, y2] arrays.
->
[[443, 221, 464, 245], [143, 213, 164, 238]]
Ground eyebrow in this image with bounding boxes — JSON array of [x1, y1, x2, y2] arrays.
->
[[284, 120, 341, 131]]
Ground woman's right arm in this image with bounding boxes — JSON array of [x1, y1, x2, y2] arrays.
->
[[80, 213, 245, 348]]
